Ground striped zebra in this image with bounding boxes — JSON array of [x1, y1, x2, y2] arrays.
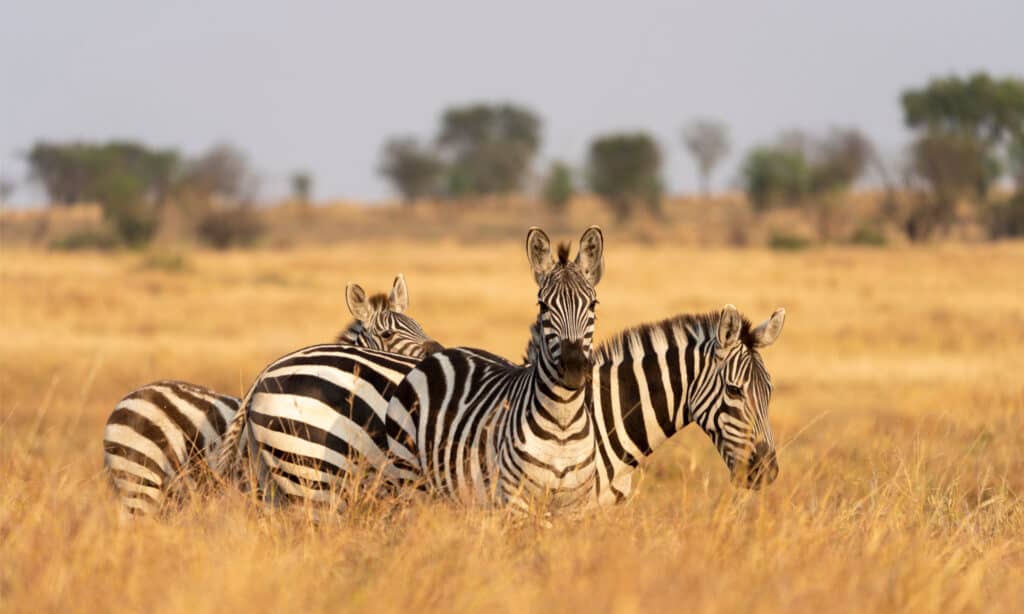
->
[[385, 226, 605, 512], [383, 304, 785, 509], [103, 275, 438, 515], [587, 304, 785, 505]]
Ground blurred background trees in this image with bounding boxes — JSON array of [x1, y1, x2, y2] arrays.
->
[[378, 137, 443, 205], [12, 73, 1024, 248], [681, 119, 729, 197], [587, 133, 663, 220]]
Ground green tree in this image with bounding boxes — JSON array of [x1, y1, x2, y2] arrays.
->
[[587, 133, 663, 220], [741, 146, 811, 210], [436, 103, 541, 196], [542, 161, 574, 213], [378, 137, 444, 205], [25, 141, 179, 245], [681, 119, 729, 197]]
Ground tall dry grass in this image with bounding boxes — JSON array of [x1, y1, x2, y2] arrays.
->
[[1, 239, 1022, 613]]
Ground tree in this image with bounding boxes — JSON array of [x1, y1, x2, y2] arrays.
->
[[809, 128, 871, 193], [181, 143, 254, 203], [378, 137, 444, 205], [290, 171, 313, 203], [24, 141, 180, 245], [542, 161, 573, 213], [741, 146, 811, 210], [436, 103, 541, 196], [682, 119, 729, 197], [902, 73, 1024, 198], [587, 133, 663, 220]]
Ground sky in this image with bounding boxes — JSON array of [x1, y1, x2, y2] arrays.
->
[[1, 0, 1022, 206]]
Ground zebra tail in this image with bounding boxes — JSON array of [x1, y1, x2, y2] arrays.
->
[[212, 384, 254, 479]]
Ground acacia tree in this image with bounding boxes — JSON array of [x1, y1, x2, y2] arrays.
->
[[901, 73, 1024, 238], [378, 137, 443, 205], [587, 133, 663, 220], [682, 119, 729, 197]]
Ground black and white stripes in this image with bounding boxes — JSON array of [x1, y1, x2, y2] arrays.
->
[[385, 227, 605, 511]]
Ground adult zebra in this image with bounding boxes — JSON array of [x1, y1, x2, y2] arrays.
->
[[385, 226, 605, 512], [218, 226, 604, 511], [388, 303, 785, 509], [103, 275, 439, 515]]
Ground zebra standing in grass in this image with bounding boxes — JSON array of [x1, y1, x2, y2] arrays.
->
[[104, 275, 438, 515], [385, 226, 604, 512], [586, 305, 786, 505]]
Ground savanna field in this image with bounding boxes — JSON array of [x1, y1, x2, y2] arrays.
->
[[2, 239, 1023, 613]]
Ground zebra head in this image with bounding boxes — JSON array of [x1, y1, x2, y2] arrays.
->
[[342, 274, 444, 358], [526, 226, 604, 390], [694, 305, 786, 489]]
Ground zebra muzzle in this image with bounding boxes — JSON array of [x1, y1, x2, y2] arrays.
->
[[557, 340, 591, 389]]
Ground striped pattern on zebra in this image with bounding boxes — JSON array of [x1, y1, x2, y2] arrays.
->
[[104, 275, 439, 515], [102, 380, 241, 515], [228, 344, 425, 503], [590, 305, 785, 505], [385, 226, 604, 512]]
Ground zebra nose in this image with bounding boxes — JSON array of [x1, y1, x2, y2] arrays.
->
[[557, 340, 591, 389], [748, 441, 779, 487], [421, 340, 444, 356]]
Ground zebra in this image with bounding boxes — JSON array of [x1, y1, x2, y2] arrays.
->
[[587, 304, 786, 506], [384, 226, 605, 513], [103, 274, 439, 515]]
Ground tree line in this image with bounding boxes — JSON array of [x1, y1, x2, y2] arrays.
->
[[7, 71, 1023, 246]]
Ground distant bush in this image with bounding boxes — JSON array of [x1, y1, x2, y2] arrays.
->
[[850, 225, 887, 246], [986, 197, 1024, 239], [587, 132, 664, 220], [769, 232, 812, 251], [138, 250, 191, 273], [196, 207, 264, 249], [742, 147, 811, 210], [50, 229, 120, 251], [542, 161, 573, 213]]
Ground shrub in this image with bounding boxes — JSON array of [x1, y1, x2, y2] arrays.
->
[[196, 207, 264, 249], [850, 225, 888, 246], [49, 229, 120, 251], [542, 161, 573, 213], [768, 232, 812, 251], [742, 147, 811, 210]]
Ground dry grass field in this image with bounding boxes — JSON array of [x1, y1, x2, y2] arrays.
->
[[1, 238, 1023, 613]]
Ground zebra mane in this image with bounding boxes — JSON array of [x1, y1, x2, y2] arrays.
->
[[556, 242, 571, 265], [594, 311, 756, 366]]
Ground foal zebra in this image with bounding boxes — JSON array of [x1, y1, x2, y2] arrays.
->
[[103, 275, 437, 515], [385, 226, 605, 512]]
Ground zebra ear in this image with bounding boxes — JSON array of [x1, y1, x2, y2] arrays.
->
[[526, 226, 554, 286], [389, 274, 409, 313], [575, 225, 604, 286], [345, 283, 373, 321], [752, 308, 786, 348], [718, 304, 743, 351]]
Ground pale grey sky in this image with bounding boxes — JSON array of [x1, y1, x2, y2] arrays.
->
[[1, 0, 1022, 205]]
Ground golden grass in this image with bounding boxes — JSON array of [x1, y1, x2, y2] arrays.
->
[[2, 239, 1023, 613]]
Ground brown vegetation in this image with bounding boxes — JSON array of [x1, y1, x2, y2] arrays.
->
[[1, 240, 1023, 612]]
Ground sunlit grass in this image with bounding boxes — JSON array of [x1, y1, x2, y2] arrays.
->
[[1, 240, 1022, 612]]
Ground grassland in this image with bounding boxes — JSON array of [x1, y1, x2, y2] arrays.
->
[[1, 239, 1022, 613]]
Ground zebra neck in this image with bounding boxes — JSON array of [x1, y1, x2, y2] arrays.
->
[[529, 350, 588, 428], [591, 318, 706, 472]]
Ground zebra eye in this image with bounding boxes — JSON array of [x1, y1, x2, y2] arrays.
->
[[726, 384, 743, 396], [380, 330, 395, 339]]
